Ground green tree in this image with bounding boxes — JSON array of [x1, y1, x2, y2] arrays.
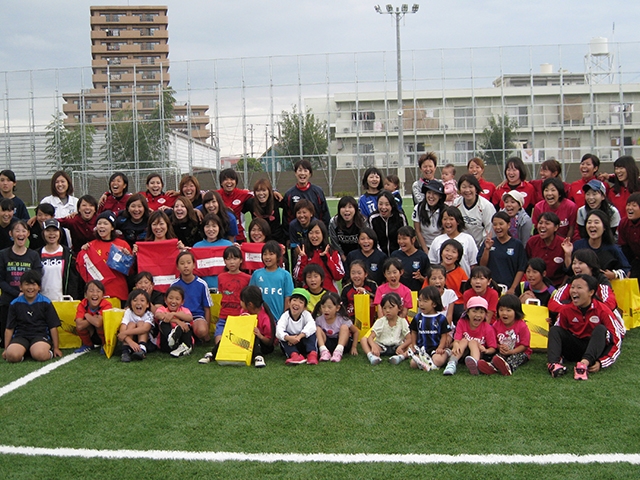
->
[[479, 115, 518, 166], [45, 112, 95, 173], [277, 105, 328, 171], [236, 157, 263, 173], [103, 88, 176, 170]]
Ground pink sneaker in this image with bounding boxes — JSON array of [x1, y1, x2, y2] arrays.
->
[[477, 359, 497, 375], [465, 356, 479, 376], [330, 350, 343, 363], [307, 351, 318, 365], [574, 362, 589, 381], [285, 352, 307, 365], [319, 349, 331, 362], [491, 355, 512, 376]]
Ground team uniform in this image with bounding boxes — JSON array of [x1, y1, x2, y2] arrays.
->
[[492, 182, 536, 212], [358, 192, 380, 219], [428, 232, 478, 276], [75, 298, 113, 348], [618, 215, 640, 278], [391, 248, 430, 292], [143, 191, 176, 211], [453, 195, 496, 248], [281, 183, 331, 234], [217, 188, 253, 243], [373, 283, 413, 311], [341, 279, 377, 322], [532, 199, 577, 239], [477, 236, 527, 290], [344, 249, 387, 287], [99, 192, 131, 216], [294, 248, 345, 294], [568, 177, 604, 209], [214, 271, 251, 337], [249, 267, 294, 321], [6, 293, 60, 349], [170, 275, 214, 322], [40, 195, 79, 218], [525, 234, 566, 287], [410, 312, 451, 353]]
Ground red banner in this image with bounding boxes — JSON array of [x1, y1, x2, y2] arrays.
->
[[76, 248, 116, 284], [241, 242, 265, 271], [136, 239, 180, 292], [191, 246, 227, 277]]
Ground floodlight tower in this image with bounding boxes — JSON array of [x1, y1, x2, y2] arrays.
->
[[374, 4, 419, 169]]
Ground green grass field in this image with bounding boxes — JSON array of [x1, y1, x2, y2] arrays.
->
[[1, 327, 639, 478]]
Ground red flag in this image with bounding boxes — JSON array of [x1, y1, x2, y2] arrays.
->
[[241, 242, 265, 271], [136, 239, 180, 292], [76, 249, 116, 284], [191, 246, 227, 277]]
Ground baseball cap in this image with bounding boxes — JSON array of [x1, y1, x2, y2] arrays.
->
[[42, 219, 60, 230], [466, 296, 488, 310], [291, 287, 311, 305], [584, 179, 606, 196], [422, 179, 445, 196], [502, 190, 524, 207]]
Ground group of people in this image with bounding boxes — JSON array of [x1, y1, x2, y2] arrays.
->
[[1, 151, 636, 379]]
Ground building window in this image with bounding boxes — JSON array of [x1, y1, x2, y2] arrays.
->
[[351, 111, 376, 132], [142, 85, 157, 92], [454, 141, 475, 164], [558, 138, 580, 162], [141, 71, 157, 80], [139, 28, 158, 37], [561, 96, 583, 126], [610, 103, 633, 125], [110, 100, 123, 109], [454, 107, 475, 130], [141, 99, 157, 109], [103, 14, 122, 22], [139, 43, 156, 51], [139, 13, 157, 22], [103, 28, 120, 36], [105, 57, 122, 65], [507, 105, 528, 127], [352, 144, 375, 167]]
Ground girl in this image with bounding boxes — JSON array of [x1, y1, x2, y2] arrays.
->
[[391, 226, 430, 292], [344, 228, 387, 287], [518, 257, 556, 307], [249, 241, 294, 321], [576, 179, 620, 239], [568, 210, 630, 280], [329, 196, 366, 261], [428, 206, 478, 276], [492, 157, 536, 213], [0, 221, 42, 346], [201, 190, 238, 241], [501, 190, 533, 245], [0, 169, 29, 220], [143, 173, 176, 211], [425, 264, 456, 327], [373, 257, 412, 319], [477, 211, 527, 295], [412, 152, 437, 205], [568, 153, 601, 208], [171, 251, 214, 343], [243, 177, 286, 244], [133, 271, 165, 313], [467, 157, 495, 202], [407, 286, 451, 369], [40, 219, 80, 301], [74, 280, 112, 354], [478, 294, 531, 376], [294, 219, 344, 293], [313, 292, 359, 362], [40, 171, 78, 218], [341, 260, 377, 323], [427, 239, 468, 324], [81, 211, 131, 305], [154, 286, 194, 357], [99, 172, 131, 216], [360, 292, 411, 365], [170, 196, 202, 247], [248, 218, 271, 243], [193, 213, 234, 290], [115, 193, 149, 248], [412, 179, 445, 253], [525, 212, 566, 287], [358, 167, 383, 218], [59, 194, 99, 255], [443, 296, 497, 376], [276, 288, 318, 365], [118, 289, 154, 362], [454, 173, 496, 248], [217, 168, 253, 243], [605, 155, 640, 214], [530, 159, 570, 205], [532, 177, 577, 240], [368, 191, 408, 257], [461, 266, 499, 324]]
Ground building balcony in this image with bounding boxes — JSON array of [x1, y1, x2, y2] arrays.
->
[[90, 14, 168, 26], [91, 28, 169, 40], [92, 58, 170, 69]]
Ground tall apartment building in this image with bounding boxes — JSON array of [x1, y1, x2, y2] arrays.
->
[[63, 5, 209, 141]]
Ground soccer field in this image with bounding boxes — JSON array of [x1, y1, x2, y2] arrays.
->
[[1, 328, 639, 478]]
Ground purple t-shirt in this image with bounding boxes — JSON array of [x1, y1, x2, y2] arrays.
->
[[315, 314, 353, 338]]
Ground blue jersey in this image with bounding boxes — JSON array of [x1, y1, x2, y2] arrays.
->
[[171, 276, 213, 319], [409, 312, 450, 351], [250, 267, 294, 320]]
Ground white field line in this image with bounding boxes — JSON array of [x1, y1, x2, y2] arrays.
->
[[0, 351, 85, 399], [0, 446, 639, 465]]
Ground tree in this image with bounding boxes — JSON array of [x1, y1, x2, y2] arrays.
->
[[479, 115, 518, 166], [277, 105, 328, 171], [45, 112, 95, 173], [235, 157, 263, 173]]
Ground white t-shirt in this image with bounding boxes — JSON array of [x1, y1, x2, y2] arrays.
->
[[41, 245, 64, 301], [121, 309, 155, 326], [428, 232, 478, 276]]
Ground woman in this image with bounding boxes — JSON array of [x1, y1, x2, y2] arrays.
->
[[59, 194, 99, 255], [428, 206, 478, 276], [467, 157, 496, 202], [368, 191, 408, 257], [201, 190, 238, 241], [576, 179, 620, 240], [492, 157, 536, 213], [178, 175, 204, 209], [247, 217, 272, 243], [99, 172, 131, 216], [453, 173, 496, 248], [329, 196, 366, 261], [170, 196, 202, 247], [530, 159, 570, 205], [358, 167, 383, 218], [568, 154, 601, 208], [412, 179, 446, 253], [532, 177, 577, 240], [601, 155, 640, 215], [115, 193, 150, 248], [243, 177, 286, 244], [412, 152, 437, 205], [501, 190, 533, 245], [143, 211, 178, 243], [142, 173, 176, 211], [40, 171, 78, 218]]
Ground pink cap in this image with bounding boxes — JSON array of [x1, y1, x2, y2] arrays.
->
[[466, 296, 488, 310]]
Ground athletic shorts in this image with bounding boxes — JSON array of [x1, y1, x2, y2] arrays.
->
[[11, 335, 52, 350]]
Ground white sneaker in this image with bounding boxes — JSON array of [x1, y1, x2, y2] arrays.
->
[[170, 343, 192, 357], [389, 354, 404, 365], [167, 326, 181, 348], [443, 360, 457, 376], [198, 352, 213, 364], [254, 355, 266, 368]]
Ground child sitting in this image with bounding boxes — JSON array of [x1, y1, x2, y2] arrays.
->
[[243, 285, 275, 368], [118, 289, 154, 362], [360, 292, 411, 366], [383, 174, 403, 211], [424, 264, 457, 327], [133, 271, 165, 313], [461, 266, 499, 324], [74, 280, 112, 354], [424, 238, 468, 323], [443, 296, 497, 376], [302, 263, 327, 313], [478, 294, 531, 376], [341, 260, 377, 322], [275, 288, 318, 365], [2, 270, 62, 363], [313, 292, 359, 362], [155, 286, 194, 357], [441, 163, 460, 206], [249, 240, 294, 321], [373, 257, 413, 319], [518, 257, 556, 307], [294, 219, 344, 293]]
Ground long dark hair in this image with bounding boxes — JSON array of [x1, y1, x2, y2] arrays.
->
[[121, 193, 150, 223], [336, 196, 365, 230], [612, 155, 640, 195], [417, 185, 445, 227], [146, 210, 177, 241], [303, 219, 332, 255], [251, 177, 276, 219], [584, 209, 615, 245], [312, 291, 348, 319], [202, 190, 232, 237]]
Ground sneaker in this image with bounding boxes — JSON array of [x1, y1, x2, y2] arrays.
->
[[408, 348, 428, 370], [99, 346, 105, 356], [254, 355, 266, 368], [492, 355, 512, 376], [418, 348, 436, 371], [74, 345, 93, 354], [307, 351, 318, 365], [199, 352, 214, 364], [170, 343, 192, 358], [121, 350, 132, 363], [132, 349, 146, 361], [574, 362, 589, 381], [330, 349, 343, 363], [368, 353, 382, 366], [319, 349, 331, 362], [167, 326, 181, 349], [285, 352, 307, 365], [465, 356, 479, 375], [389, 354, 404, 365], [478, 359, 498, 375], [548, 362, 567, 378], [443, 360, 457, 375]]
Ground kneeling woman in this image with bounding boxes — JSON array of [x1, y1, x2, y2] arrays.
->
[[547, 274, 624, 381]]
